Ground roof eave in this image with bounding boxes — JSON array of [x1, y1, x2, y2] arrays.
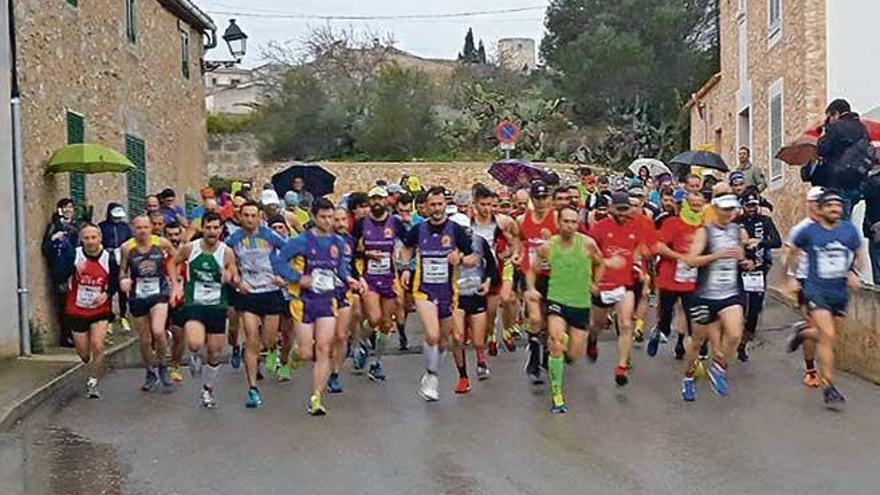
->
[[683, 72, 722, 111], [159, 0, 216, 33]]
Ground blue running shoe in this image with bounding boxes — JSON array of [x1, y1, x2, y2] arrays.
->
[[245, 387, 263, 408], [681, 377, 696, 401], [230, 345, 242, 370], [141, 369, 159, 392], [646, 329, 662, 358], [707, 362, 729, 396], [823, 384, 846, 411], [327, 373, 343, 394], [368, 362, 386, 382]]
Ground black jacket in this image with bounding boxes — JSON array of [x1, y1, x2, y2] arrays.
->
[[98, 203, 133, 250], [862, 168, 880, 238], [815, 112, 869, 189], [41, 215, 79, 290], [736, 213, 781, 271]]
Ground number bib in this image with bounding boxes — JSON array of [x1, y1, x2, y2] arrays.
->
[[76, 285, 102, 309], [818, 250, 849, 279], [674, 260, 697, 283], [422, 257, 449, 284], [367, 254, 392, 276], [311, 268, 336, 294], [600, 286, 626, 305], [194, 281, 222, 305], [708, 267, 736, 288], [135, 277, 161, 299], [742, 272, 765, 293], [458, 275, 482, 294]]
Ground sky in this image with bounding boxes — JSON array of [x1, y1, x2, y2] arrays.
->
[[197, 1, 552, 67]]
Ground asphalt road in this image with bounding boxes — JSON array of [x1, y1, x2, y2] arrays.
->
[[3, 297, 880, 495]]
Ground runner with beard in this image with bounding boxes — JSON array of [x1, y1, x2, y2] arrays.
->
[[164, 221, 187, 383], [327, 207, 360, 394]]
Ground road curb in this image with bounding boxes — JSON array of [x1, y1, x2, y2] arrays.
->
[[0, 336, 139, 432]]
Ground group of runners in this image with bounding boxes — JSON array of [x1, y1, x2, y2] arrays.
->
[[60, 166, 865, 415]]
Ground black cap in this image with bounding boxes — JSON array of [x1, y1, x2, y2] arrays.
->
[[818, 189, 844, 205], [610, 191, 631, 207], [266, 214, 287, 228], [530, 181, 550, 197], [594, 194, 609, 208], [742, 192, 761, 205]]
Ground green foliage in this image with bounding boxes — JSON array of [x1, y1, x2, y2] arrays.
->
[[207, 113, 256, 134], [459, 28, 479, 64]]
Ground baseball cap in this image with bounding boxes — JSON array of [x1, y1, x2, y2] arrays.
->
[[712, 194, 741, 209], [742, 192, 761, 205], [818, 189, 844, 205], [610, 191, 631, 207], [266, 215, 287, 228], [673, 189, 687, 204], [807, 186, 825, 202], [283, 191, 300, 207], [387, 183, 404, 195], [110, 205, 127, 219], [729, 171, 746, 184], [260, 189, 281, 207], [368, 186, 388, 198], [628, 186, 646, 198], [454, 190, 472, 205], [530, 181, 550, 197]]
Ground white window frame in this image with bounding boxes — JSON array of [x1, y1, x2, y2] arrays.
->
[[767, 78, 785, 191], [738, 0, 747, 19], [767, 0, 782, 46]]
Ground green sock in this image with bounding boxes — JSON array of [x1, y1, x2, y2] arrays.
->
[[375, 332, 388, 361], [549, 356, 564, 397]]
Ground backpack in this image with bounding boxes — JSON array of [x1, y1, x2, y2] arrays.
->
[[837, 138, 877, 189]]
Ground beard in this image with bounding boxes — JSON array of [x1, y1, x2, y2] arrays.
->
[[371, 205, 386, 217]]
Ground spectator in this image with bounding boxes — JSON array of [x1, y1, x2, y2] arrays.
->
[[862, 159, 880, 284], [157, 188, 188, 227], [291, 176, 315, 208], [816, 98, 870, 218], [736, 147, 768, 192], [98, 203, 133, 330], [283, 191, 310, 232], [187, 187, 216, 225], [41, 198, 79, 346]]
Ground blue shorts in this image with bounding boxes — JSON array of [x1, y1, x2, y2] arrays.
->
[[804, 290, 848, 317], [129, 295, 169, 318], [365, 275, 397, 300], [291, 295, 337, 324], [414, 289, 455, 319]]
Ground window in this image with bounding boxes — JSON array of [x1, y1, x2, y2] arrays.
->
[[768, 79, 784, 190], [768, 0, 782, 41], [67, 0, 78, 7], [66, 112, 86, 210], [230, 78, 241, 86], [180, 29, 190, 79], [125, 135, 146, 214], [211, 77, 218, 86], [125, 0, 137, 44]]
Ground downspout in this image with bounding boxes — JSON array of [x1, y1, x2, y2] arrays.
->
[[9, 0, 30, 356]]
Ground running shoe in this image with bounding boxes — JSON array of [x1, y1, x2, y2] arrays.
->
[[158, 365, 175, 392], [488, 340, 498, 357], [201, 385, 217, 409], [614, 365, 629, 387], [367, 362, 386, 382], [245, 387, 263, 408], [803, 370, 821, 388], [327, 372, 343, 394], [352, 345, 368, 375], [503, 332, 516, 352], [398, 332, 408, 352], [120, 317, 131, 332], [265, 349, 279, 374], [823, 384, 846, 411], [674, 339, 686, 360], [476, 363, 490, 381], [586, 334, 598, 362], [707, 361, 729, 396], [169, 365, 184, 382], [419, 373, 439, 402], [454, 377, 471, 394], [86, 377, 100, 399], [550, 393, 567, 414], [659, 331, 669, 344], [230, 345, 242, 370], [525, 358, 543, 384], [737, 344, 750, 363], [698, 342, 710, 361], [141, 369, 159, 392], [277, 364, 292, 382], [681, 377, 696, 402], [291, 349, 303, 370], [646, 328, 662, 357], [633, 327, 645, 344], [189, 354, 203, 378], [308, 394, 327, 416]]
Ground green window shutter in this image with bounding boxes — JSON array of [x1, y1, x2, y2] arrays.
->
[[126, 0, 137, 44], [66, 112, 86, 213], [125, 135, 147, 215], [67, 0, 79, 7]]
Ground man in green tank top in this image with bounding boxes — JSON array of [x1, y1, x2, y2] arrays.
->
[[526, 206, 605, 414], [173, 212, 238, 408]]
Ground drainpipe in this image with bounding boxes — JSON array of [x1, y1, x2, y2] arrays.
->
[[9, 0, 30, 356]]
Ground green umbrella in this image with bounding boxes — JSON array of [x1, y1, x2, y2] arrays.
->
[[45, 143, 135, 174]]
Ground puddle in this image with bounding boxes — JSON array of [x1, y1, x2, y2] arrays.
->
[[26, 426, 128, 495]]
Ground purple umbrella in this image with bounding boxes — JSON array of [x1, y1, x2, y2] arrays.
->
[[488, 159, 553, 188]]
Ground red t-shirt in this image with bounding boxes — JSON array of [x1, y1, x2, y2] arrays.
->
[[520, 210, 557, 276], [590, 217, 642, 290], [66, 248, 114, 319], [655, 217, 699, 292]]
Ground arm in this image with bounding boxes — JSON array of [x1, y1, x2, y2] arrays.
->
[[525, 244, 549, 299], [159, 238, 179, 288], [482, 239, 500, 289], [454, 223, 478, 268], [760, 217, 782, 250], [223, 247, 239, 285], [107, 253, 120, 298], [272, 236, 307, 284], [118, 244, 132, 294], [683, 228, 714, 268], [499, 214, 523, 263], [583, 235, 605, 294]]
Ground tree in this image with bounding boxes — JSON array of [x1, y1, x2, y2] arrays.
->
[[459, 28, 479, 64], [477, 41, 487, 65]]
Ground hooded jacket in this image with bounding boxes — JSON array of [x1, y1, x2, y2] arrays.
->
[[98, 202, 133, 250]]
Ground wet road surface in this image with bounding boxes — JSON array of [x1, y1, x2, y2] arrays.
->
[[3, 298, 880, 495]]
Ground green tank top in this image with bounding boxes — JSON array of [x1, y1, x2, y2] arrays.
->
[[184, 241, 227, 309], [547, 234, 591, 308]]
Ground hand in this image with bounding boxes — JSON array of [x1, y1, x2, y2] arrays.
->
[[722, 247, 745, 261], [347, 278, 360, 291], [222, 271, 233, 284], [51, 231, 66, 241], [525, 289, 541, 304], [477, 281, 490, 296], [590, 284, 599, 295], [298, 275, 312, 290], [94, 292, 108, 307], [782, 277, 801, 302], [365, 250, 384, 261], [447, 250, 461, 267], [237, 282, 252, 295], [119, 277, 132, 294], [172, 283, 184, 304], [745, 238, 761, 249], [509, 252, 522, 266], [358, 277, 369, 294], [274, 276, 287, 287], [400, 270, 412, 290], [739, 260, 756, 271]]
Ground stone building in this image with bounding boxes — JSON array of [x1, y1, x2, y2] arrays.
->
[[7, 0, 216, 352], [497, 38, 537, 73], [689, 0, 880, 238]]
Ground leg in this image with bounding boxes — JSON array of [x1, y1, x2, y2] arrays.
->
[[241, 312, 263, 388], [149, 304, 170, 366], [170, 324, 186, 372], [452, 308, 467, 379], [375, 297, 398, 362], [87, 322, 108, 379], [133, 316, 154, 369], [717, 305, 744, 368], [73, 330, 92, 365], [615, 293, 636, 368], [811, 309, 837, 385], [312, 317, 337, 397], [332, 306, 352, 374], [416, 300, 441, 366], [469, 311, 488, 367], [261, 315, 280, 356], [657, 291, 676, 337], [227, 307, 241, 347], [279, 316, 293, 367]]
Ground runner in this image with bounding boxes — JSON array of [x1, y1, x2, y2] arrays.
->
[[276, 198, 358, 415], [225, 201, 289, 408], [327, 207, 360, 394], [351, 187, 407, 382], [400, 186, 474, 402], [627, 185, 657, 344], [224, 193, 246, 370], [164, 221, 187, 382], [786, 189, 863, 410], [527, 206, 605, 413], [173, 212, 237, 408], [64, 223, 119, 398], [267, 215, 295, 382], [680, 192, 753, 401], [119, 215, 179, 393], [393, 193, 416, 351]]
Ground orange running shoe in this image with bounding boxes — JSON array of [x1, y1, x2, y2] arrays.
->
[[454, 377, 471, 394], [803, 370, 821, 388]]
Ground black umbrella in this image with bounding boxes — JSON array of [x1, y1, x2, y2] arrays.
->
[[669, 150, 729, 173], [271, 163, 336, 198]]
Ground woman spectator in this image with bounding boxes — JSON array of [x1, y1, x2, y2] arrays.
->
[[41, 198, 80, 346]]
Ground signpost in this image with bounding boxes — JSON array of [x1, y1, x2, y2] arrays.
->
[[495, 120, 521, 159]]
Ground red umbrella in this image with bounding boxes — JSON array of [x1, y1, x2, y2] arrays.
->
[[778, 118, 880, 166]]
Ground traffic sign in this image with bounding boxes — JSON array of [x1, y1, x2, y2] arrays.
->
[[495, 120, 521, 145]]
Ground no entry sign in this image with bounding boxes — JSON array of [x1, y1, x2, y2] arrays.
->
[[495, 120, 521, 145]]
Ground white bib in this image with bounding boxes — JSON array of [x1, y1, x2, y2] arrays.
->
[[600, 286, 626, 305], [817, 250, 849, 279], [367, 254, 392, 276], [708, 267, 736, 288], [136, 277, 161, 299], [194, 281, 222, 305], [742, 272, 765, 293], [311, 268, 336, 294], [674, 259, 697, 283], [75, 285, 102, 309], [422, 257, 449, 284]]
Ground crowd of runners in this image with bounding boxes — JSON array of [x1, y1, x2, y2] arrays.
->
[[56, 159, 865, 415]]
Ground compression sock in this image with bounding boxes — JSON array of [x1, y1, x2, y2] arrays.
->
[[549, 356, 564, 397], [805, 359, 816, 371], [424, 343, 441, 374], [374, 332, 388, 362], [457, 351, 468, 379], [205, 363, 221, 390]]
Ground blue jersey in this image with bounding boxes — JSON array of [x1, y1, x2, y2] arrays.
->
[[225, 226, 287, 294], [793, 220, 861, 300]]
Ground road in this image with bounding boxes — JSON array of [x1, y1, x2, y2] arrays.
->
[[3, 297, 880, 495]]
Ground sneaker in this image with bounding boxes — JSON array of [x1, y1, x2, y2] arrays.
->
[[454, 377, 471, 394], [189, 354, 203, 378], [659, 331, 669, 344], [419, 373, 439, 402], [674, 339, 686, 360], [586, 335, 598, 362], [86, 377, 100, 399], [277, 364, 292, 382], [245, 387, 263, 408], [698, 342, 710, 361], [265, 349, 279, 374], [476, 363, 490, 381], [291, 350, 303, 370], [327, 372, 343, 394], [633, 328, 645, 344], [646, 328, 662, 358], [693, 360, 708, 380], [823, 384, 846, 411], [503, 334, 516, 352], [158, 366, 175, 392], [230, 345, 242, 370], [803, 370, 821, 388], [614, 365, 629, 387], [525, 350, 543, 384], [488, 340, 498, 357], [169, 365, 184, 382], [352, 346, 367, 375], [308, 394, 327, 416], [367, 362, 386, 382], [120, 317, 131, 332], [737, 345, 749, 363], [201, 385, 217, 408], [398, 332, 409, 352], [550, 393, 568, 414], [681, 377, 696, 402], [707, 361, 729, 396], [141, 369, 159, 392]]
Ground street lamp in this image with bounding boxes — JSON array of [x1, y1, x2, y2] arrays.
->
[[203, 19, 248, 73]]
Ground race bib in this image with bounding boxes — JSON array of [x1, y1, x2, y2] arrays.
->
[[367, 254, 392, 276], [458, 275, 483, 294], [742, 272, 765, 293], [194, 281, 222, 305], [600, 286, 626, 305], [674, 260, 697, 283], [708, 267, 736, 288], [75, 285, 102, 309], [817, 250, 849, 279], [135, 277, 161, 299], [311, 268, 336, 294], [422, 257, 449, 284]]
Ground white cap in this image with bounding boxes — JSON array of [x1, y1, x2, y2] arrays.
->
[[368, 186, 388, 198], [445, 204, 459, 216], [807, 186, 825, 202], [260, 189, 281, 206], [711, 194, 741, 209], [449, 212, 471, 228], [110, 206, 127, 219]]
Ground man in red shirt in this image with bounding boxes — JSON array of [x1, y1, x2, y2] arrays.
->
[[588, 192, 646, 386], [627, 186, 658, 343]]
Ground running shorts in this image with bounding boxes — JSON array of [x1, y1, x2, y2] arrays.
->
[[291, 295, 338, 324], [689, 295, 744, 325], [177, 306, 228, 335], [804, 290, 848, 318], [591, 286, 635, 309], [546, 301, 589, 330], [458, 294, 487, 316], [66, 313, 114, 334], [235, 291, 287, 317], [129, 295, 170, 318]]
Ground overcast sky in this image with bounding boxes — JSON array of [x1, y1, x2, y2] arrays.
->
[[198, 1, 551, 67]]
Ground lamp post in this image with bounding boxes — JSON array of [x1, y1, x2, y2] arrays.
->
[[203, 19, 248, 73]]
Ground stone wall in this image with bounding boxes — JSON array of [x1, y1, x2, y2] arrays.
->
[[15, 0, 209, 345]]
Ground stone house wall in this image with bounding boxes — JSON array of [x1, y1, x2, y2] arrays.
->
[[14, 0, 210, 345]]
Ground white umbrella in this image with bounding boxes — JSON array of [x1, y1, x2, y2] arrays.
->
[[628, 158, 671, 178]]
